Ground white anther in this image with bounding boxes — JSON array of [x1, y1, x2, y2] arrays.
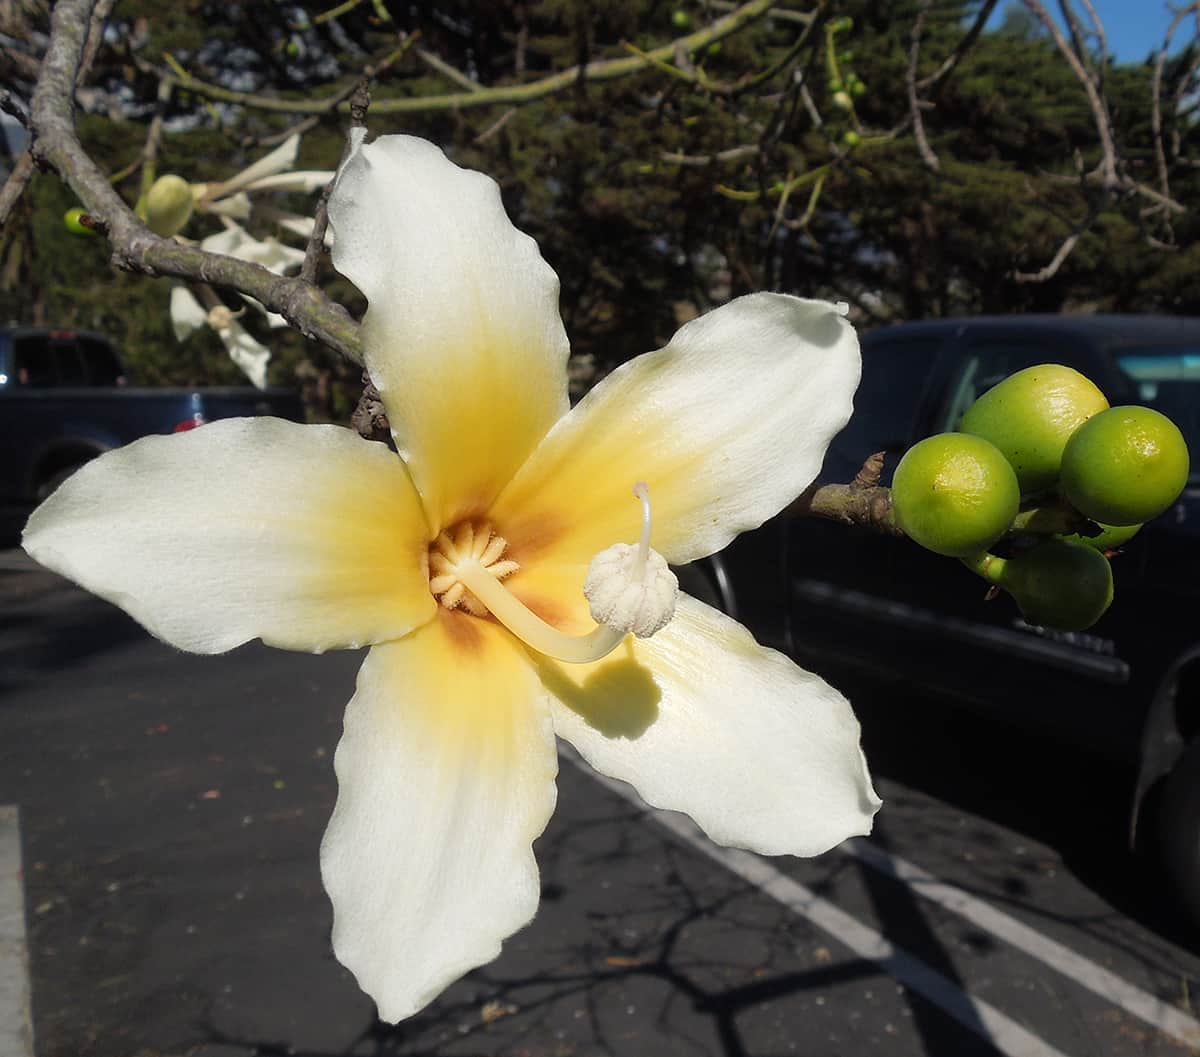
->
[[583, 481, 678, 638], [584, 543, 678, 637]]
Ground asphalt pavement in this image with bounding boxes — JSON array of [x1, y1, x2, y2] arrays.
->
[[3, 549, 1200, 1057]]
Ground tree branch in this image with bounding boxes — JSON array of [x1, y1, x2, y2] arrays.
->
[[155, 0, 779, 115], [907, 0, 940, 172]]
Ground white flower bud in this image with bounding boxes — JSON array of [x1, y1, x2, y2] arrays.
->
[[584, 543, 678, 639]]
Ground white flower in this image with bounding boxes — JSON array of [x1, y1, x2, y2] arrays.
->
[[170, 220, 308, 387], [23, 133, 880, 1023]]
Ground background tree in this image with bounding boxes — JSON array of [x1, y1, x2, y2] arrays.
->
[[2, 0, 1196, 418]]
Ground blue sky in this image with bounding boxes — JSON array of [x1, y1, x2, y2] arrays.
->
[[990, 1, 1189, 64]]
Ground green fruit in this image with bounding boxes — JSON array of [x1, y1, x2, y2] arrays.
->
[[143, 173, 194, 237], [998, 540, 1113, 631], [1060, 405, 1190, 525], [841, 128, 860, 147], [959, 363, 1108, 494], [833, 91, 854, 111], [850, 78, 868, 98], [893, 433, 1020, 557], [1058, 521, 1142, 552], [63, 207, 97, 237], [671, 9, 692, 29]]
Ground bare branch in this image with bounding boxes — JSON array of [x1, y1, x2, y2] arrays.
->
[[907, 0, 940, 172], [917, 0, 1000, 91], [415, 46, 481, 92], [0, 149, 33, 227], [1023, 0, 1118, 190]]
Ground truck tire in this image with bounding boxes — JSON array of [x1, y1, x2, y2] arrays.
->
[[1158, 737, 1200, 928], [36, 461, 89, 502]]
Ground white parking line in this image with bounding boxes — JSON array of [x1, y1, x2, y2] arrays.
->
[[845, 837, 1200, 1050], [574, 760, 1075, 1057], [0, 805, 34, 1057]]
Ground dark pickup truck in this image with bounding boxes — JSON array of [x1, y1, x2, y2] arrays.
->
[[0, 326, 303, 531], [694, 314, 1200, 925]]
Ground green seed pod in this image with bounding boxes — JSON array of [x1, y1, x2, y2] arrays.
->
[[62, 207, 98, 237], [143, 173, 194, 237], [998, 540, 1114, 631]]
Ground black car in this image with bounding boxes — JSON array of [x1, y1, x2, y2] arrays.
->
[[690, 314, 1200, 923]]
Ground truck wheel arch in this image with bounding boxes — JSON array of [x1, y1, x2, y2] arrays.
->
[[33, 442, 108, 501]]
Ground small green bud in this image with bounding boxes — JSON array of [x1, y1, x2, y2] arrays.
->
[[833, 91, 853, 111], [143, 173, 194, 237], [829, 16, 854, 33], [850, 78, 868, 98], [671, 9, 692, 29], [841, 129, 861, 148], [63, 207, 98, 237]]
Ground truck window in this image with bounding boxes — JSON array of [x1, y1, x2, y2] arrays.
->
[[52, 340, 88, 386], [1112, 345, 1200, 484], [79, 337, 124, 386], [939, 337, 1097, 432], [825, 336, 942, 482], [11, 335, 56, 386]]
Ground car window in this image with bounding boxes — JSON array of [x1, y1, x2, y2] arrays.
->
[[1112, 345, 1200, 483], [11, 335, 56, 386], [938, 337, 1094, 432], [53, 340, 88, 385], [825, 335, 942, 482], [79, 337, 124, 385]]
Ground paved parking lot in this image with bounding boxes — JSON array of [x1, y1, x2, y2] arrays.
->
[[3, 549, 1199, 1057]]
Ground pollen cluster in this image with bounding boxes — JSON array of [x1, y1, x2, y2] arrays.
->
[[428, 521, 519, 616]]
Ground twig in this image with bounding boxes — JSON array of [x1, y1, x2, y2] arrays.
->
[[916, 0, 999, 91], [785, 454, 901, 535], [77, 0, 114, 84], [0, 87, 29, 126], [0, 149, 33, 228], [415, 47, 481, 92], [907, 0, 940, 172], [302, 75, 373, 283], [660, 144, 759, 166], [474, 107, 516, 144]]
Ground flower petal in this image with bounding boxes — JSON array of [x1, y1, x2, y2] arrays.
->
[[538, 594, 880, 857], [169, 284, 206, 341], [242, 170, 334, 194], [322, 614, 557, 1022], [201, 223, 306, 274], [199, 133, 300, 202], [23, 418, 435, 654], [492, 294, 860, 567], [327, 132, 570, 532], [211, 317, 270, 389]]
